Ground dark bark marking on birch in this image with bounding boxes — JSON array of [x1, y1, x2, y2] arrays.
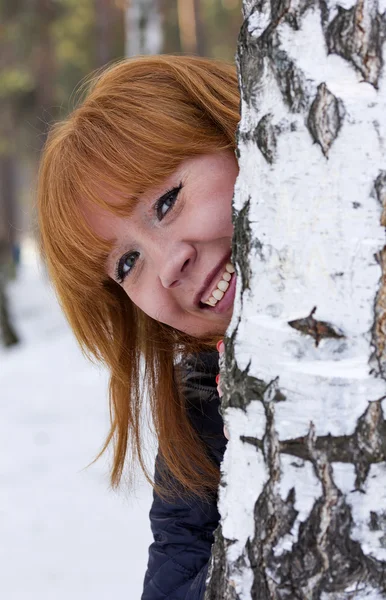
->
[[219, 319, 272, 415], [369, 511, 386, 550], [237, 16, 265, 107], [271, 44, 310, 113], [244, 405, 372, 599], [374, 171, 386, 226], [251, 423, 386, 598], [243, 399, 386, 491], [242, 420, 386, 599], [325, 0, 385, 88], [283, 0, 318, 31], [232, 197, 253, 292], [254, 113, 277, 163], [240, 117, 296, 164], [354, 399, 386, 488], [223, 356, 272, 412], [205, 527, 241, 600], [248, 379, 299, 600], [371, 248, 386, 380], [372, 174, 386, 377], [307, 83, 343, 157], [238, 1, 310, 114], [288, 306, 345, 347]]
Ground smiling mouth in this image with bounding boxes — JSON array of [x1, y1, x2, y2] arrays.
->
[[201, 262, 235, 307], [193, 254, 236, 315], [199, 269, 236, 313]]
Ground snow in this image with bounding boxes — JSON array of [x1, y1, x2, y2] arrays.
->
[[0, 241, 153, 600]]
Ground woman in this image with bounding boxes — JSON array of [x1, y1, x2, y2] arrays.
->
[[37, 55, 240, 599]]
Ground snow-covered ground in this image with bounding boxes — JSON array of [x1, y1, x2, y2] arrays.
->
[[0, 242, 153, 600]]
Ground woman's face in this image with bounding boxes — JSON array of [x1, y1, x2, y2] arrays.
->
[[85, 150, 239, 337]]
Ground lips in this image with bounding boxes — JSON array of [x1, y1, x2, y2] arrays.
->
[[208, 269, 236, 314], [201, 262, 234, 306], [193, 254, 234, 310]]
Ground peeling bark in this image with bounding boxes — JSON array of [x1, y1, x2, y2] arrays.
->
[[325, 0, 385, 89], [254, 114, 277, 164], [242, 399, 386, 490], [205, 0, 386, 598], [307, 83, 343, 157], [288, 306, 344, 347]]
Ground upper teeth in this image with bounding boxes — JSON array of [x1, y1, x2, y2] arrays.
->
[[203, 262, 235, 307]]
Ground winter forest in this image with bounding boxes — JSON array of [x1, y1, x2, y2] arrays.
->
[[0, 2, 241, 598], [2, 0, 386, 598]]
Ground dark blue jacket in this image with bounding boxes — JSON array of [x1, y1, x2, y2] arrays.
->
[[141, 351, 227, 600]]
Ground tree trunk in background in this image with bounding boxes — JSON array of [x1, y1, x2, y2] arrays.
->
[[95, 0, 115, 67], [125, 0, 163, 56], [95, 0, 124, 68], [0, 102, 19, 348], [176, 0, 206, 55], [34, 0, 56, 153], [0, 270, 18, 348], [177, 0, 198, 54], [0, 111, 18, 258], [193, 0, 206, 56], [0, 155, 19, 348], [206, 0, 386, 598]]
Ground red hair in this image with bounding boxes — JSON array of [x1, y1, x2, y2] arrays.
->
[[37, 55, 240, 499]]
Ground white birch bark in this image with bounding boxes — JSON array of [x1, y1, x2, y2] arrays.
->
[[206, 0, 386, 598], [125, 0, 163, 56]]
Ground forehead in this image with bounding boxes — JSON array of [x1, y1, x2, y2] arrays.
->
[[81, 161, 182, 239], [80, 176, 142, 243], [81, 151, 234, 241], [82, 199, 125, 242]]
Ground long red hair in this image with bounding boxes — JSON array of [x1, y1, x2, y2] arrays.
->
[[37, 55, 240, 499]]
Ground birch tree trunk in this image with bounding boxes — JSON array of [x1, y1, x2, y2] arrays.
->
[[206, 0, 386, 598], [125, 0, 163, 56]]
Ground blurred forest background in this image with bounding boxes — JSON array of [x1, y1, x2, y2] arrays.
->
[[0, 0, 242, 348], [1, 4, 241, 597]]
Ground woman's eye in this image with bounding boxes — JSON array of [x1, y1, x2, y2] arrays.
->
[[155, 183, 182, 221], [116, 251, 139, 283], [158, 195, 175, 218], [115, 183, 182, 284]]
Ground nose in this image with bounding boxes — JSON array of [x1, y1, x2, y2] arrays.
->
[[158, 242, 196, 289]]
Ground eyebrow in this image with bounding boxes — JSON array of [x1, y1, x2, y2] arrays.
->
[[107, 182, 183, 275]]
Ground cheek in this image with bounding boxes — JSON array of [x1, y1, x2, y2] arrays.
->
[[209, 171, 236, 225], [126, 284, 178, 323], [126, 287, 155, 318], [200, 193, 234, 237], [188, 177, 235, 237]]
